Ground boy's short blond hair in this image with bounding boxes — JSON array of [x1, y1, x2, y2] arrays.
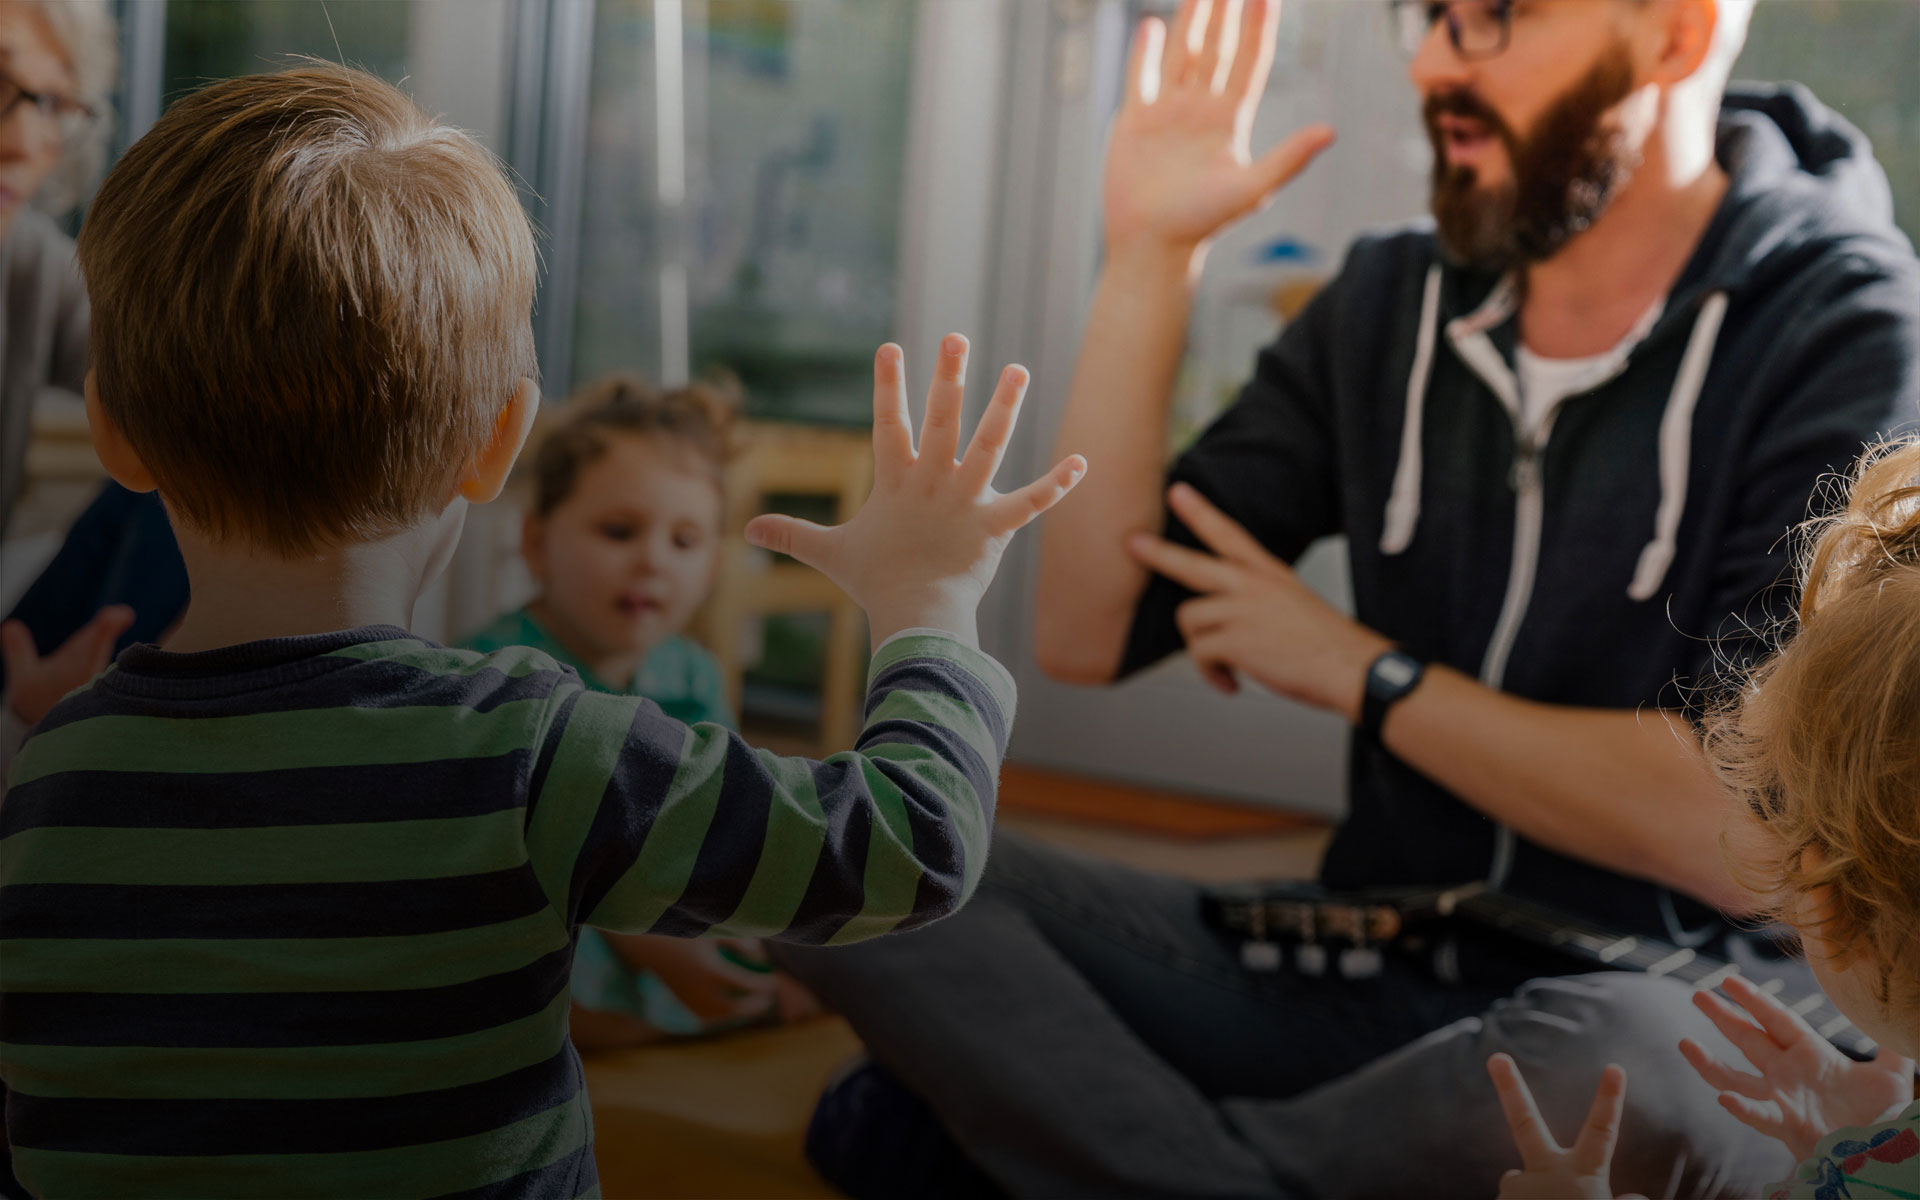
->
[[1705, 438, 1920, 1014], [78, 63, 538, 555]]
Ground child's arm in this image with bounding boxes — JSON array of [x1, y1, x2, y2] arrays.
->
[[1678, 974, 1915, 1161], [525, 338, 1083, 942]]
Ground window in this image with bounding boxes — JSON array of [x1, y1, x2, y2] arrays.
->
[[1733, 0, 1920, 243], [568, 0, 917, 424]]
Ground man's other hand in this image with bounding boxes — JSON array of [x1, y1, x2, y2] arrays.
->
[[1127, 483, 1386, 717]]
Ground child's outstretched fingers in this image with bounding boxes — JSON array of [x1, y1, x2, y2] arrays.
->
[[1488, 1053, 1556, 1167], [870, 343, 914, 479], [919, 334, 969, 467], [990, 455, 1088, 536], [1677, 1034, 1771, 1101], [1569, 1064, 1627, 1174], [1488, 1054, 1624, 1200], [958, 364, 1030, 493], [743, 513, 840, 575]]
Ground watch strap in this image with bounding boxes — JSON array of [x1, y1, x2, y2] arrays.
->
[[1360, 649, 1427, 741]]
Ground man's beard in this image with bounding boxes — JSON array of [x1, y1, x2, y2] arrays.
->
[[1425, 44, 1640, 271]]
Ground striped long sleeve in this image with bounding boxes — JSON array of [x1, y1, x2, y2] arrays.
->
[[527, 631, 1012, 944], [0, 625, 1014, 1198]]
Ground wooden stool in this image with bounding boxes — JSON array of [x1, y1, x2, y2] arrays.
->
[[702, 421, 871, 755]]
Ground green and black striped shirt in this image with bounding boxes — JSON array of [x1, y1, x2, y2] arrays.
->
[[0, 625, 1013, 1198]]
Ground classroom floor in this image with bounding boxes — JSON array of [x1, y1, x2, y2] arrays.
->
[[585, 764, 1331, 1198]]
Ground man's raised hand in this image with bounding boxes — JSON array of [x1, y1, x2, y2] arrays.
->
[[745, 336, 1086, 648], [1104, 0, 1335, 259]]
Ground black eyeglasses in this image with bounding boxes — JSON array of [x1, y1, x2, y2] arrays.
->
[[0, 67, 96, 146], [1388, 0, 1516, 61]]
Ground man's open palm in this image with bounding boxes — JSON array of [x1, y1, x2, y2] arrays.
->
[[1104, 0, 1334, 254]]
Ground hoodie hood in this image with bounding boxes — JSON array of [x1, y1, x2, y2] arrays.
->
[[1669, 81, 1909, 309]]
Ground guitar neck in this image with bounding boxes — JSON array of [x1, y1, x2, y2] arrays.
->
[[1454, 890, 1876, 1057]]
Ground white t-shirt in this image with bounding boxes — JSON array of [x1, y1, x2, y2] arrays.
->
[[1514, 299, 1666, 441]]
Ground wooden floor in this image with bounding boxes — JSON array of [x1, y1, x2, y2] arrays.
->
[[998, 761, 1325, 838]]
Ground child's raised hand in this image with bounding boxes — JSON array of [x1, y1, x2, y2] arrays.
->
[[1, 606, 135, 727], [1679, 974, 1916, 1161], [1488, 1054, 1637, 1200], [745, 336, 1086, 648]]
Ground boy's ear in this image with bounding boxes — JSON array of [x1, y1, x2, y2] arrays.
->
[[83, 370, 159, 494], [460, 377, 541, 504]]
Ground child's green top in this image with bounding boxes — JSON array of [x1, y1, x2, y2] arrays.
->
[[462, 605, 737, 1029], [0, 625, 1013, 1198], [463, 606, 734, 729], [1771, 1099, 1920, 1198]]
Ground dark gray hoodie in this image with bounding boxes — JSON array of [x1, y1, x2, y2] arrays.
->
[[1124, 83, 1920, 965]]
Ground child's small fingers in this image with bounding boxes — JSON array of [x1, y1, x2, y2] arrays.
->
[[1568, 1064, 1626, 1174], [958, 364, 1030, 490], [1693, 988, 1779, 1060], [1677, 1037, 1772, 1100], [1716, 1091, 1788, 1140], [871, 344, 914, 474], [919, 334, 969, 467], [744, 515, 837, 573], [990, 455, 1086, 534], [1486, 1053, 1558, 1166], [1721, 973, 1815, 1048]]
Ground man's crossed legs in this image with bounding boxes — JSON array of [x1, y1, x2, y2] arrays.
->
[[776, 833, 1793, 1198]]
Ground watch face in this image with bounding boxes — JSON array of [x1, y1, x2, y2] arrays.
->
[[1371, 652, 1421, 695]]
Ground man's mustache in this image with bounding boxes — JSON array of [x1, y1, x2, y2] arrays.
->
[[1422, 89, 1517, 155]]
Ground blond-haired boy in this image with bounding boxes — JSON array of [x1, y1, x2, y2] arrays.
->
[[0, 64, 1083, 1197]]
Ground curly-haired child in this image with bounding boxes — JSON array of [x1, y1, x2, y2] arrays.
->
[[1487, 441, 1920, 1199], [465, 375, 820, 1047]]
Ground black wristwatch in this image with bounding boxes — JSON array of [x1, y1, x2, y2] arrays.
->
[[1359, 648, 1427, 742]]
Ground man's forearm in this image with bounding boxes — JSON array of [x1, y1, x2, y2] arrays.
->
[[1034, 242, 1202, 683], [1381, 666, 1749, 913]]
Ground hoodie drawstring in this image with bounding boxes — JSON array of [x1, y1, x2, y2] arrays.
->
[[1379, 275, 1727, 605], [1627, 291, 1728, 602], [1380, 265, 1443, 555]]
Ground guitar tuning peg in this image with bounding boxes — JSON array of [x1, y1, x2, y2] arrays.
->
[[1339, 946, 1383, 979], [1295, 943, 1328, 978], [1240, 940, 1282, 973]]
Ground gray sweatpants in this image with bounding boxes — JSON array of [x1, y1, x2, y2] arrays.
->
[[776, 832, 1794, 1199]]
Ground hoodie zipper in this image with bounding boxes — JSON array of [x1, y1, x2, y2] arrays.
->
[[1482, 431, 1549, 887], [1481, 437, 1546, 694]]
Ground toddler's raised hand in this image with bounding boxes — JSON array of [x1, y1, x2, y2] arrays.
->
[[746, 336, 1086, 647], [1488, 1054, 1637, 1200], [1679, 974, 1916, 1161]]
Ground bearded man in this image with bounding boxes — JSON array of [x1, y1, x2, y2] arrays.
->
[[777, 1, 1920, 1195]]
